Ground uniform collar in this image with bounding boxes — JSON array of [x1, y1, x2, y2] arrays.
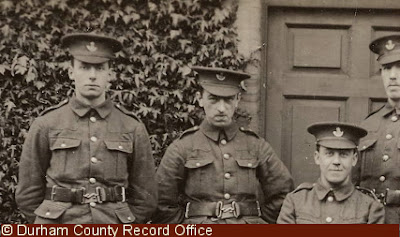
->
[[381, 103, 395, 117], [315, 179, 355, 202], [199, 120, 239, 142], [70, 95, 113, 119]]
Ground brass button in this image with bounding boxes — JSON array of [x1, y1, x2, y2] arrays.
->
[[90, 202, 96, 207], [386, 134, 393, 140], [61, 143, 66, 148], [224, 173, 231, 179], [196, 162, 201, 167], [247, 163, 253, 167], [224, 193, 231, 199], [392, 116, 398, 122], [326, 217, 333, 223], [45, 211, 51, 216], [327, 196, 334, 202], [91, 157, 98, 163], [223, 154, 230, 159], [362, 145, 366, 149], [118, 145, 123, 150], [89, 178, 96, 184], [127, 216, 132, 221], [383, 155, 389, 162], [379, 176, 386, 182], [90, 117, 97, 123], [220, 139, 227, 145], [90, 136, 97, 142]]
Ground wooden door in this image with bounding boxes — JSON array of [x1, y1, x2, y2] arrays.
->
[[264, 7, 400, 186]]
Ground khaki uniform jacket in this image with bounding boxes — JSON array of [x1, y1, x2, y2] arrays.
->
[[154, 121, 294, 224], [16, 96, 157, 224], [356, 103, 400, 223], [277, 180, 385, 224]]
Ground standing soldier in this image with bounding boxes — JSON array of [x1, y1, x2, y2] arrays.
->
[[356, 35, 400, 223], [278, 122, 384, 224], [16, 33, 157, 224], [153, 66, 294, 224]]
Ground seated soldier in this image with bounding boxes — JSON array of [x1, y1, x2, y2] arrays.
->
[[277, 122, 384, 224]]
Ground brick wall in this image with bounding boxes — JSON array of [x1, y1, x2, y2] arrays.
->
[[236, 0, 263, 133]]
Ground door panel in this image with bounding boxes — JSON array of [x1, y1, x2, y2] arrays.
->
[[265, 7, 400, 186]]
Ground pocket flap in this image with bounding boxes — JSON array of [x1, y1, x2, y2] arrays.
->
[[115, 206, 136, 223], [104, 141, 133, 153], [236, 158, 258, 168], [50, 138, 81, 151], [34, 200, 71, 219], [184, 159, 214, 169], [358, 139, 377, 151]]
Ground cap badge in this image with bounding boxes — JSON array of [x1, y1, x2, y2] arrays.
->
[[216, 73, 226, 81], [333, 127, 344, 137], [385, 40, 395, 51], [86, 42, 98, 52]]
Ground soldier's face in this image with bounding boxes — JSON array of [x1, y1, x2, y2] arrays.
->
[[314, 146, 357, 188], [69, 59, 111, 102], [198, 90, 240, 128], [381, 61, 400, 101]]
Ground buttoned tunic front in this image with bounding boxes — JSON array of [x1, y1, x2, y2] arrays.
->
[[277, 180, 384, 224], [16, 96, 157, 224], [357, 103, 400, 223], [154, 120, 294, 224]]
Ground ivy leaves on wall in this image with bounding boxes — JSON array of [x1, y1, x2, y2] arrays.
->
[[0, 0, 246, 223]]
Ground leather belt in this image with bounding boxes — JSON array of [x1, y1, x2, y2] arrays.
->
[[384, 189, 400, 206], [185, 201, 261, 219], [45, 186, 126, 204]]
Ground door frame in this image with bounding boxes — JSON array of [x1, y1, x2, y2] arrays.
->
[[260, 0, 400, 138]]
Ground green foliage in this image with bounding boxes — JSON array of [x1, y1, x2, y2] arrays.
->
[[0, 0, 248, 223]]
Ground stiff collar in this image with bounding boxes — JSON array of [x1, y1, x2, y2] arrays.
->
[[69, 95, 113, 119], [199, 120, 239, 142], [381, 103, 396, 117], [314, 179, 355, 202]]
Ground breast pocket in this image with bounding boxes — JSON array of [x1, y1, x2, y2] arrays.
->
[[104, 140, 133, 177], [295, 211, 319, 224], [184, 149, 214, 195], [235, 151, 259, 194], [49, 138, 81, 173]]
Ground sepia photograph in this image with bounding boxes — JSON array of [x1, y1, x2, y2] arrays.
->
[[0, 0, 399, 230]]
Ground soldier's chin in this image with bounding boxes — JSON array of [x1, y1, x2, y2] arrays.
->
[[211, 119, 231, 127], [389, 94, 400, 102], [82, 92, 101, 100]]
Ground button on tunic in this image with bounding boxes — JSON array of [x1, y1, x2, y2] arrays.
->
[[277, 180, 384, 224], [154, 120, 294, 224], [16, 96, 157, 224], [357, 103, 400, 223]]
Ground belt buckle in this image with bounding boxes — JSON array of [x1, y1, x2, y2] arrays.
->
[[185, 202, 191, 218], [121, 186, 126, 202], [95, 187, 107, 203], [256, 201, 261, 217], [50, 185, 57, 201], [216, 201, 237, 219]]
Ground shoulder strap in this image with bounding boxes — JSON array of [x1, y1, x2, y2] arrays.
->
[[239, 126, 260, 138], [114, 103, 141, 122], [179, 126, 200, 139], [356, 186, 379, 201], [39, 98, 69, 116], [365, 104, 385, 119], [293, 182, 314, 193]]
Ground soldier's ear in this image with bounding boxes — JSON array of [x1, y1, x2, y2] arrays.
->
[[68, 65, 74, 81], [235, 93, 241, 107], [196, 91, 203, 107], [352, 151, 358, 167], [314, 151, 320, 165]]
